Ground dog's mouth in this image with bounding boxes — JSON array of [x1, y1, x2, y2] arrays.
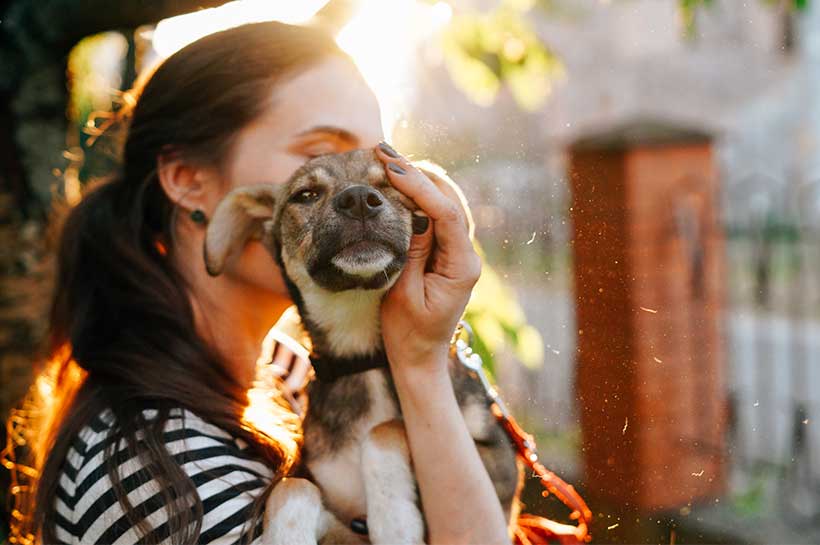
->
[[304, 226, 408, 292], [330, 240, 394, 277]]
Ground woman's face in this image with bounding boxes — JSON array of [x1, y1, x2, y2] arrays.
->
[[214, 56, 384, 297]]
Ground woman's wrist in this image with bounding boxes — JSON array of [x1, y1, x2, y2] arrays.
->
[[389, 346, 511, 545], [388, 346, 451, 388]]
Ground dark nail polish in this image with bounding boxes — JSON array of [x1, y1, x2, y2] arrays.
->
[[388, 162, 406, 175], [350, 517, 369, 535], [412, 214, 430, 234], [379, 141, 400, 158]]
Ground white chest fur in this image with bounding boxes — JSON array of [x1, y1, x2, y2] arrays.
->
[[307, 369, 400, 522], [280, 251, 388, 358]]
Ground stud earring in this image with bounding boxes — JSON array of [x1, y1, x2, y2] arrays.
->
[[190, 209, 207, 224]]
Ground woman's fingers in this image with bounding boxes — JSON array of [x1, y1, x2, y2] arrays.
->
[[418, 164, 474, 238], [394, 213, 434, 296], [376, 144, 464, 224], [376, 143, 473, 256]]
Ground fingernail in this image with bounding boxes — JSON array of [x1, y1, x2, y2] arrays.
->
[[412, 214, 430, 234], [388, 162, 406, 175], [378, 141, 400, 158], [350, 517, 369, 535]]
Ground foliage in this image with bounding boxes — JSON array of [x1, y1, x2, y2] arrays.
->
[[730, 467, 773, 517], [465, 247, 545, 377], [439, 0, 564, 111], [762, 0, 809, 10], [678, 0, 714, 36], [66, 31, 128, 184], [679, 0, 810, 37], [437, 0, 813, 109]]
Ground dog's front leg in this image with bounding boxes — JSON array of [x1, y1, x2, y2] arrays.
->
[[361, 420, 425, 544], [263, 477, 357, 545]]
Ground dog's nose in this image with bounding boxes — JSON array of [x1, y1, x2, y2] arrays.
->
[[332, 185, 384, 220]]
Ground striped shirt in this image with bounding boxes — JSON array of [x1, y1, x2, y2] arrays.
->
[[53, 407, 274, 544]]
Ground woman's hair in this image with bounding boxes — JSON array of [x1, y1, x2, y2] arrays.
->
[[13, 21, 346, 545]]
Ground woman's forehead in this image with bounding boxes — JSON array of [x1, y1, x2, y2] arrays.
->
[[267, 57, 383, 145]]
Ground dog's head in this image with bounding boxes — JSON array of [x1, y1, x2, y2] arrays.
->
[[204, 149, 416, 294]]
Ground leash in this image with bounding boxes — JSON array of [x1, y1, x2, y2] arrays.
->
[[453, 321, 593, 545]]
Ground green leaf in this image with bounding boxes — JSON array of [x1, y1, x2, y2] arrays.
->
[[515, 324, 545, 368], [440, 7, 563, 111], [463, 245, 545, 374]]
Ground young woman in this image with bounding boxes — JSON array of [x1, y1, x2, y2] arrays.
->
[[20, 21, 509, 545]]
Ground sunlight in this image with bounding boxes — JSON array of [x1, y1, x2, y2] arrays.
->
[[149, 0, 452, 139], [150, 0, 331, 58], [336, 0, 452, 137]]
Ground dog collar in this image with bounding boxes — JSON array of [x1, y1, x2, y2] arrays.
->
[[310, 352, 389, 382]]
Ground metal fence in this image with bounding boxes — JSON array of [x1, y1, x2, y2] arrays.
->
[[718, 170, 820, 531], [466, 159, 820, 529]]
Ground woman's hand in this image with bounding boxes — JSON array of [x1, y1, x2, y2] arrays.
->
[[375, 142, 482, 374], [373, 143, 510, 545]]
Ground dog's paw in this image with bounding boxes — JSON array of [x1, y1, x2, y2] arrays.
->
[[361, 421, 425, 544], [367, 498, 425, 545], [263, 477, 324, 545]]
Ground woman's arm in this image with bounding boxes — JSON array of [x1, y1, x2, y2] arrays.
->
[[393, 361, 511, 545], [375, 143, 511, 545]]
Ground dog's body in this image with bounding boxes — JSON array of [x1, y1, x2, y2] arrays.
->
[[204, 150, 521, 544]]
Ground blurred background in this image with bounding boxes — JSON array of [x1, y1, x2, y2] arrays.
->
[[2, 0, 819, 543]]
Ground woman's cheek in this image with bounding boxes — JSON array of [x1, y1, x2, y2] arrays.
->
[[230, 240, 290, 297]]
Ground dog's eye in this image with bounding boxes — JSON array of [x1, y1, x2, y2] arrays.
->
[[290, 188, 322, 204]]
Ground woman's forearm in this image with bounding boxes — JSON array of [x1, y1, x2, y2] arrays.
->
[[392, 356, 511, 545]]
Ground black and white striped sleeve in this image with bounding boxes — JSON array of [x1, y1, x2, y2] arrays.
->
[[54, 408, 275, 545]]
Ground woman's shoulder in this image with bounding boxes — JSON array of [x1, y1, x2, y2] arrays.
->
[[64, 406, 272, 478], [69, 407, 262, 461], [56, 406, 274, 544]]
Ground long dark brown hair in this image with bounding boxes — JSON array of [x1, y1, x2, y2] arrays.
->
[[8, 21, 346, 545]]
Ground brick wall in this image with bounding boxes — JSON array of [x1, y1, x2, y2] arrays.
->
[[570, 122, 727, 511]]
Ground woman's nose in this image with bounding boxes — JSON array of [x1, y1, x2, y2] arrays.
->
[[332, 185, 384, 220]]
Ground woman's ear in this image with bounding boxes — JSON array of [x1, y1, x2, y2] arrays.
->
[[157, 151, 219, 218]]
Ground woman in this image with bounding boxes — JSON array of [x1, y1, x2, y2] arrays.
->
[[20, 21, 509, 545]]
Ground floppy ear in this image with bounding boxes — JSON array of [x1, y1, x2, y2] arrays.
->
[[204, 184, 278, 276]]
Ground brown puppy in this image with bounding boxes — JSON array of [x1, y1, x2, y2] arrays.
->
[[204, 149, 521, 544]]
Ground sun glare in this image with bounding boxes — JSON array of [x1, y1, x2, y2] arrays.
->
[[150, 0, 331, 58], [149, 0, 452, 139], [336, 0, 452, 137]]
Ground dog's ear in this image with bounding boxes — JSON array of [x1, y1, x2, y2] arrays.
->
[[204, 184, 278, 276]]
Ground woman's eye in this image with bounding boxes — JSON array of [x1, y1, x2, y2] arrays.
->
[[301, 144, 335, 159], [290, 189, 322, 204]]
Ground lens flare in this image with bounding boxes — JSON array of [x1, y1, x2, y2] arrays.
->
[[336, 0, 452, 137]]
